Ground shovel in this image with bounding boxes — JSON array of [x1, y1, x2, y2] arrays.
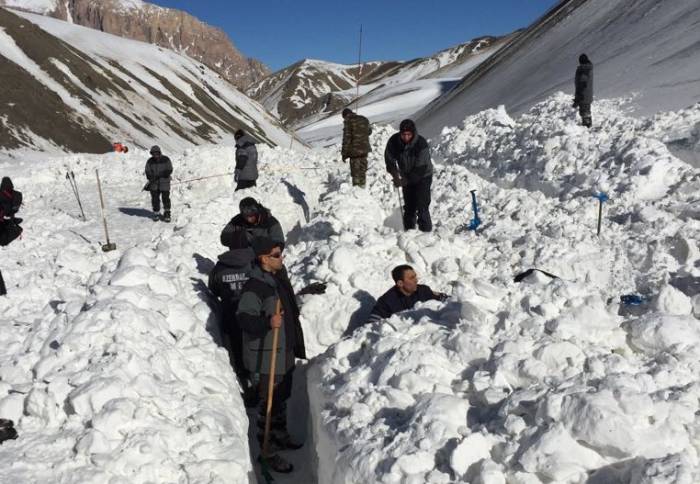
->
[[95, 169, 117, 252]]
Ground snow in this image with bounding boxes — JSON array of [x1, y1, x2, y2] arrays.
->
[[1, 0, 56, 14], [0, 25, 699, 484]]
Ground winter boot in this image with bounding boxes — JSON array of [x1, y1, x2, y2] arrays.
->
[[258, 454, 293, 474], [0, 419, 17, 443], [162, 211, 171, 223], [152, 210, 160, 221]]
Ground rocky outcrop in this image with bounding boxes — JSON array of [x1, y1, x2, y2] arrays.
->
[[1, 0, 268, 88]]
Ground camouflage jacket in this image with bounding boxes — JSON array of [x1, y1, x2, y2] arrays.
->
[[342, 113, 372, 159]]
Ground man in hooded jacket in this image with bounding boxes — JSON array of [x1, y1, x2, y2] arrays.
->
[[234, 129, 258, 191], [384, 119, 434, 232], [0, 176, 23, 296], [573, 54, 594, 128]]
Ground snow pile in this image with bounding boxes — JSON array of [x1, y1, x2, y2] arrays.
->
[[300, 96, 700, 483]]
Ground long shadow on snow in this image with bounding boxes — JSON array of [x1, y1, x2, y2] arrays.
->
[[118, 207, 154, 218], [342, 289, 376, 337], [282, 180, 311, 223], [193, 252, 216, 275]]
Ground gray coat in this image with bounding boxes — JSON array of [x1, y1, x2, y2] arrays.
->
[[235, 134, 258, 181], [145, 156, 173, 192], [575, 63, 593, 105]]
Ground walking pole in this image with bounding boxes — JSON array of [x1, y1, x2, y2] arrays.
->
[[70, 171, 87, 221], [259, 299, 282, 480], [395, 186, 404, 223], [95, 169, 117, 252], [594, 192, 609, 236]]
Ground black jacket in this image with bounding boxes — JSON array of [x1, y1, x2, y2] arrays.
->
[[574, 62, 593, 105], [384, 133, 433, 184], [367, 285, 445, 324], [220, 208, 285, 250], [208, 248, 255, 333], [0, 177, 22, 247], [145, 156, 173, 192]]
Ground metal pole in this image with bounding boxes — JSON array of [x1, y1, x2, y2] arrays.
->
[[597, 198, 603, 236], [355, 24, 363, 111], [95, 169, 116, 251]]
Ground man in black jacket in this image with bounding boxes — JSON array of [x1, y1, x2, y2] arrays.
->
[[144, 145, 173, 222], [208, 230, 256, 404], [234, 129, 258, 191], [573, 54, 593, 128], [236, 237, 306, 474], [367, 265, 447, 324], [220, 197, 285, 250], [0, 176, 23, 296], [385, 119, 434, 232]]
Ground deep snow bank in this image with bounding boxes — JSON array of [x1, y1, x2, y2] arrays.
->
[[301, 96, 700, 483]]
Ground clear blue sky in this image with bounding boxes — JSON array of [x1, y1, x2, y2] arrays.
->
[[149, 0, 559, 72]]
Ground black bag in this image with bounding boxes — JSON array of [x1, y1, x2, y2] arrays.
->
[[0, 220, 22, 246]]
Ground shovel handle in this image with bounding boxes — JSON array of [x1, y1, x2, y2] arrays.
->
[[262, 299, 282, 457]]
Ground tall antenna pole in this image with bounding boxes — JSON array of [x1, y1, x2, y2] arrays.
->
[[355, 24, 363, 111]]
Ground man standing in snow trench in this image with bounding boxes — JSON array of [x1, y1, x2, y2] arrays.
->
[[385, 119, 434, 231], [341, 108, 372, 187], [208, 230, 257, 406], [234, 129, 259, 191], [237, 237, 306, 474], [220, 197, 285, 250], [144, 145, 173, 222], [367, 265, 448, 324], [573, 53, 593, 128]]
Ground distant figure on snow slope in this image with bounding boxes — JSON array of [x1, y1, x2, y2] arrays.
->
[[573, 53, 593, 128], [0, 176, 23, 295], [341, 108, 372, 187]]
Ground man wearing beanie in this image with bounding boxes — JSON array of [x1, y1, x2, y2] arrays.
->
[[341, 108, 372, 187], [144, 145, 173, 222], [573, 54, 593, 128], [236, 236, 306, 474], [384, 119, 434, 232], [220, 197, 285, 250]]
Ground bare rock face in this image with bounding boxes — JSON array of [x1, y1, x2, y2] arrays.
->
[[3, 0, 269, 88]]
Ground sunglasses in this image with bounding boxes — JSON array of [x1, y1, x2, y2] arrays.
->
[[265, 252, 283, 259]]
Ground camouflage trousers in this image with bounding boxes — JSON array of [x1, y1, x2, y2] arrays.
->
[[349, 157, 367, 187]]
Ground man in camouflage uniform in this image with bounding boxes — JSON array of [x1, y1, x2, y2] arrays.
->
[[341, 108, 372, 187]]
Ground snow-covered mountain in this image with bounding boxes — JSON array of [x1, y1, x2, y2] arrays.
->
[[249, 36, 507, 130], [295, 36, 509, 146], [417, 0, 700, 137], [0, 8, 299, 156], [0, 0, 269, 89]]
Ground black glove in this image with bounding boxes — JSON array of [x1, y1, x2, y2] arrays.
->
[[298, 282, 327, 296], [434, 292, 449, 302]]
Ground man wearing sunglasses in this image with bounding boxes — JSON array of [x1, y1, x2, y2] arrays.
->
[[220, 197, 285, 250], [236, 237, 306, 474]]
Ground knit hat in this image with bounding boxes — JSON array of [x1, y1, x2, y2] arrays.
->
[[239, 197, 261, 216], [579, 54, 591, 64], [234, 129, 245, 139], [399, 119, 416, 134], [150, 145, 161, 155], [250, 236, 276, 257], [342, 108, 353, 118], [0, 177, 13, 192]]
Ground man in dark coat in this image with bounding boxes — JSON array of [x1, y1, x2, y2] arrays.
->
[[573, 54, 593, 128], [234, 129, 259, 191], [208, 230, 256, 404], [367, 265, 448, 324], [341, 108, 372, 187], [385, 119, 434, 232], [236, 237, 306, 473], [0, 176, 23, 296], [220, 197, 285, 250], [144, 145, 173, 222]]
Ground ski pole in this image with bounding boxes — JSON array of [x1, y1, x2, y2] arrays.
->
[[594, 192, 608, 236], [95, 169, 116, 252], [70, 171, 87, 221], [395, 187, 404, 227]]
